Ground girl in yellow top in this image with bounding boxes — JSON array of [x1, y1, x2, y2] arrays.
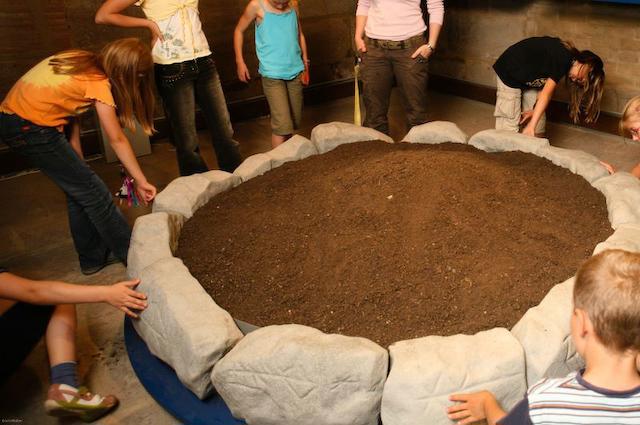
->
[[95, 0, 244, 176], [0, 38, 157, 275]]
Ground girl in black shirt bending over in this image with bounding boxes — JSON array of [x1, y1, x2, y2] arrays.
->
[[493, 36, 604, 138]]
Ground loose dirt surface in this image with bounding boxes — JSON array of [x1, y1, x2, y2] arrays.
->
[[178, 141, 611, 347]]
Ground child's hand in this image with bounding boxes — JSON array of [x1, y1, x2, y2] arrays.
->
[[520, 110, 533, 125], [411, 44, 433, 61], [237, 62, 251, 83], [135, 180, 157, 205], [148, 20, 164, 46], [355, 36, 367, 53], [599, 160, 615, 175], [447, 391, 493, 424], [522, 125, 536, 137], [104, 279, 148, 319]]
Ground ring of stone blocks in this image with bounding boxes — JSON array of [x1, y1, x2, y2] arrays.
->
[[126, 122, 640, 425]]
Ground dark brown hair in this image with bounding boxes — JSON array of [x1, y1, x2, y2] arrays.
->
[[563, 41, 605, 124]]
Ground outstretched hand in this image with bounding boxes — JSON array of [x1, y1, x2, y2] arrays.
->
[[599, 160, 615, 175], [135, 180, 157, 205], [520, 110, 534, 125], [104, 279, 148, 318], [447, 392, 492, 424]]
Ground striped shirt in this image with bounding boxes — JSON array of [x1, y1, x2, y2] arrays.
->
[[499, 370, 640, 425]]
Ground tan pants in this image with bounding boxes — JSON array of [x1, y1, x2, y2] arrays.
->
[[494, 76, 546, 135], [262, 74, 303, 136]]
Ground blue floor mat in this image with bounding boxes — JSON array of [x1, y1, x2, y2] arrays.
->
[[124, 317, 245, 425]]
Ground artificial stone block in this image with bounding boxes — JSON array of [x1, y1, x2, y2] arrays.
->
[[536, 145, 610, 184], [134, 257, 243, 399], [233, 153, 273, 182], [511, 277, 575, 386], [310, 122, 393, 154], [593, 172, 640, 229], [211, 324, 388, 425], [266, 134, 318, 169], [152, 171, 238, 219], [127, 212, 184, 279], [381, 328, 526, 425], [593, 223, 640, 254], [468, 129, 549, 155], [402, 121, 468, 145]]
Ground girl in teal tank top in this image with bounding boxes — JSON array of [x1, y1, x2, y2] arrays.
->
[[235, 0, 309, 147]]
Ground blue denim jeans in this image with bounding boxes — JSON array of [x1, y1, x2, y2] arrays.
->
[[155, 55, 243, 176], [0, 113, 131, 269]]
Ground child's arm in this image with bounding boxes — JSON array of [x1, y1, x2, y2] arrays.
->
[[234, 0, 260, 83], [354, 15, 368, 53], [68, 118, 83, 160], [521, 78, 557, 137], [292, 1, 308, 65], [94, 101, 157, 204], [0, 272, 148, 318], [448, 391, 507, 425], [95, 0, 164, 45], [631, 163, 640, 179]]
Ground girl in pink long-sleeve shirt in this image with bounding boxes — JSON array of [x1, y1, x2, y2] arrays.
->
[[355, 0, 444, 135]]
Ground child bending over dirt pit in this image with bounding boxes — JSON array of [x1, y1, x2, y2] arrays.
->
[[446, 249, 640, 425], [493, 36, 605, 138]]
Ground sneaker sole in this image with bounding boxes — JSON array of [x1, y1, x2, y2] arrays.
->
[[45, 400, 118, 422]]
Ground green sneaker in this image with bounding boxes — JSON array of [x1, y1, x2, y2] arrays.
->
[[44, 384, 119, 422]]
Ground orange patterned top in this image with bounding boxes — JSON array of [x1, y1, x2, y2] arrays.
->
[[0, 56, 115, 130]]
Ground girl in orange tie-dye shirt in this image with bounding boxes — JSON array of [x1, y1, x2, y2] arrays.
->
[[0, 38, 156, 275]]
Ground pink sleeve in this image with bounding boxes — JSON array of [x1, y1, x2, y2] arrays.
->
[[356, 0, 370, 16], [425, 0, 444, 25]]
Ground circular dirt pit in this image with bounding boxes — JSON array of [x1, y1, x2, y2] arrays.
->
[[177, 141, 611, 347]]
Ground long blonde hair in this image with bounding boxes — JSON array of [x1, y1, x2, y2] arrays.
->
[[620, 96, 640, 137], [49, 38, 155, 135], [562, 41, 605, 124]]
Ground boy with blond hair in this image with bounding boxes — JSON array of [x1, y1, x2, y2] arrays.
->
[[446, 249, 640, 425]]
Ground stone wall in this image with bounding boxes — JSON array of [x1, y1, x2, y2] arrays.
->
[[432, 0, 640, 114]]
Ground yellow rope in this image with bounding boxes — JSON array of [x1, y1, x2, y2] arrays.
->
[[354, 62, 361, 126]]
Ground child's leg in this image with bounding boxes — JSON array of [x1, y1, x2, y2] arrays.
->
[[494, 76, 522, 132], [194, 56, 243, 172], [2, 119, 129, 268], [46, 304, 78, 387], [156, 62, 209, 176], [44, 304, 118, 421], [522, 88, 546, 136], [286, 74, 304, 133], [262, 77, 295, 148]]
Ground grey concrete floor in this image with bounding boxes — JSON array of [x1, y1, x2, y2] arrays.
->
[[1, 91, 638, 424]]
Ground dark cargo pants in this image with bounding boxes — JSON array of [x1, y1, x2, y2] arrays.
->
[[360, 35, 429, 135]]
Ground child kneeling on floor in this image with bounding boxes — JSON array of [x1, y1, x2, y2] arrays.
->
[[234, 0, 309, 148], [447, 249, 640, 425]]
